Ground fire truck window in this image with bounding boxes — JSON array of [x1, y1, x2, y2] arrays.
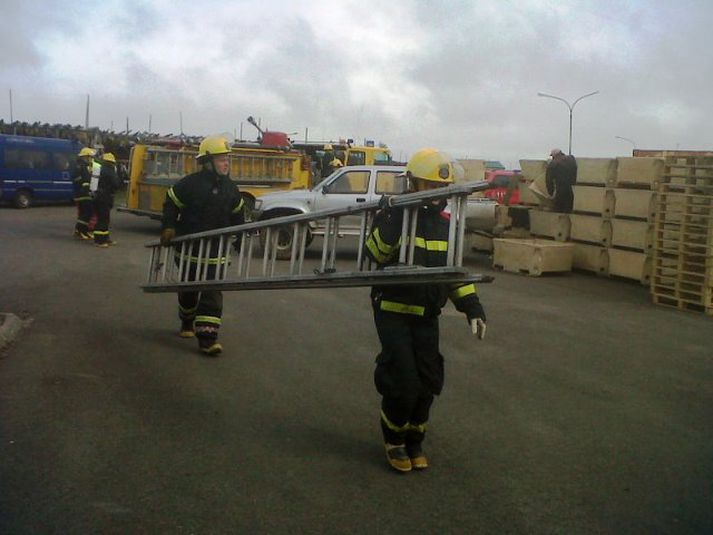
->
[[347, 151, 366, 166], [169, 153, 184, 176], [373, 151, 392, 164], [149, 153, 170, 176]]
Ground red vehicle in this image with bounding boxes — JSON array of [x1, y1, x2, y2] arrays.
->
[[483, 170, 521, 205]]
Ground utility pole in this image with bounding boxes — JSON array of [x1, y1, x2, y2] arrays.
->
[[180, 112, 183, 135], [304, 127, 309, 143], [148, 114, 152, 134], [9, 89, 13, 122], [85, 94, 90, 130]]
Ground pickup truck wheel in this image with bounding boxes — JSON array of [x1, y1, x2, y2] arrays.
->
[[14, 189, 31, 209], [259, 224, 313, 260]]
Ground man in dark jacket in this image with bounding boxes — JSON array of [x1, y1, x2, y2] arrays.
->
[[365, 148, 487, 473], [93, 152, 120, 247], [72, 147, 96, 240], [546, 148, 578, 212], [160, 136, 246, 356]]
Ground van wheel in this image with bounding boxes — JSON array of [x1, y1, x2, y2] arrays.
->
[[14, 190, 31, 209], [259, 224, 313, 260]]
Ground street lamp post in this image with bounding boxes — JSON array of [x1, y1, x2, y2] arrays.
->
[[615, 136, 636, 153], [537, 90, 599, 155]]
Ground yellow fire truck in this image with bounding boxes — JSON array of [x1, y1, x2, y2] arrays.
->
[[119, 116, 393, 220], [119, 139, 312, 220]]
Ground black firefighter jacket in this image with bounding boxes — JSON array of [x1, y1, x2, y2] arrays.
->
[[71, 160, 92, 202], [95, 164, 121, 207], [365, 201, 485, 321], [161, 169, 246, 237]]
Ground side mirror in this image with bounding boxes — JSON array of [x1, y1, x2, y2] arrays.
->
[[321, 185, 329, 194]]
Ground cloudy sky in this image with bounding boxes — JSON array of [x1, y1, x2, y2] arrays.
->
[[2, 0, 712, 167]]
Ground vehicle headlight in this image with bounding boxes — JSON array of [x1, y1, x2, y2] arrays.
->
[[253, 198, 263, 211]]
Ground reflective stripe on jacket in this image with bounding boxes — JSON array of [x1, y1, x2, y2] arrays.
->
[[161, 169, 246, 236], [365, 202, 483, 319]]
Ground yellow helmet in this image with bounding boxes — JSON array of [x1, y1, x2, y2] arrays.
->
[[78, 147, 96, 158], [324, 143, 333, 151], [102, 152, 116, 164], [196, 136, 231, 160], [405, 148, 458, 184], [331, 158, 343, 167]]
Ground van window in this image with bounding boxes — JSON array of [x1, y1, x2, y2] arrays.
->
[[5, 148, 50, 170], [51, 152, 74, 172], [375, 171, 407, 194]]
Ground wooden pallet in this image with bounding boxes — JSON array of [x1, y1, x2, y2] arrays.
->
[[652, 290, 713, 316]]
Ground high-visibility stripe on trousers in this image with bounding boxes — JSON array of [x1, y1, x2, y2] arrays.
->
[[176, 259, 224, 341], [372, 307, 441, 445]]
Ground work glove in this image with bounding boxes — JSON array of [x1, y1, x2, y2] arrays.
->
[[160, 228, 176, 247], [470, 318, 487, 340], [378, 194, 393, 210]]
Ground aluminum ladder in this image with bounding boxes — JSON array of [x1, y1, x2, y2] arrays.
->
[[141, 180, 494, 293]]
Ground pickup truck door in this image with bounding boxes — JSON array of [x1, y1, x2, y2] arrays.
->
[[312, 169, 372, 232]]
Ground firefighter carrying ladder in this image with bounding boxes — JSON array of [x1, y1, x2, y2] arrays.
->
[[142, 181, 494, 293]]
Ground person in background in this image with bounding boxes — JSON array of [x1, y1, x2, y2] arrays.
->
[[546, 148, 578, 213], [72, 147, 95, 240], [321, 144, 337, 178], [93, 153, 120, 248], [160, 135, 246, 356], [364, 148, 487, 473]]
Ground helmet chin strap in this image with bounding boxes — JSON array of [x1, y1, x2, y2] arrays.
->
[[207, 157, 229, 179]]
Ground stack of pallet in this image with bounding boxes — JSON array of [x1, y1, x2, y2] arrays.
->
[[492, 160, 574, 276], [651, 155, 713, 315], [516, 157, 662, 284], [603, 157, 661, 285], [556, 159, 613, 276]]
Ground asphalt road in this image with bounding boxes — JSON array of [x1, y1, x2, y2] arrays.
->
[[1, 204, 712, 534]]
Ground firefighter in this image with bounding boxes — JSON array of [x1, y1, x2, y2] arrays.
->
[[365, 148, 487, 473], [160, 135, 246, 356], [321, 143, 336, 178], [72, 147, 95, 239], [93, 152, 120, 248]]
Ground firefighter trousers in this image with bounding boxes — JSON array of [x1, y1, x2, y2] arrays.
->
[[75, 199, 93, 234], [372, 308, 443, 446], [93, 197, 112, 244], [176, 260, 223, 341]]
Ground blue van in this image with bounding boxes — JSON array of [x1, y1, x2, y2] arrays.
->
[[0, 134, 83, 208]]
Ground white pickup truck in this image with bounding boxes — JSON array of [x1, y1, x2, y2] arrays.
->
[[252, 165, 496, 258]]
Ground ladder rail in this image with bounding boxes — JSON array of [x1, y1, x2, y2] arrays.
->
[[143, 180, 493, 292]]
